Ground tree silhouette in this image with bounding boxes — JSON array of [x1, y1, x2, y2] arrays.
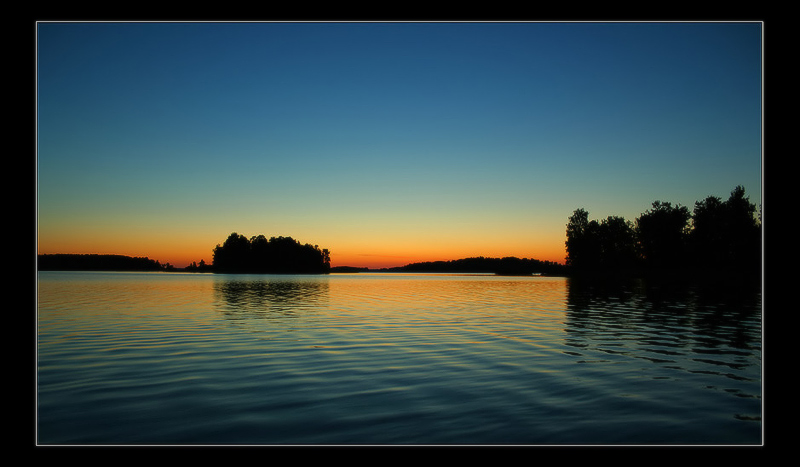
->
[[636, 201, 691, 270], [691, 185, 761, 273], [387, 256, 567, 275], [565, 186, 761, 279], [565, 208, 593, 269], [37, 254, 170, 271], [185, 259, 211, 272], [212, 233, 252, 272], [597, 215, 637, 271], [212, 233, 330, 274], [566, 210, 636, 271]]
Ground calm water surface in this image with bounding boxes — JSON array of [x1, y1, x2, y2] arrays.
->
[[37, 271, 762, 445]]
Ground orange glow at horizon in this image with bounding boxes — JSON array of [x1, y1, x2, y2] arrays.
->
[[37, 230, 568, 270], [37, 211, 569, 270]]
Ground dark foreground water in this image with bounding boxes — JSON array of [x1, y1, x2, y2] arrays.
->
[[36, 271, 762, 445]]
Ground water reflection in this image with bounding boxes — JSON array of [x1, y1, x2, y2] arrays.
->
[[564, 276, 762, 377], [38, 272, 762, 444], [213, 275, 329, 318]]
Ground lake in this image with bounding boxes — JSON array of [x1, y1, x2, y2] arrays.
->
[[36, 271, 762, 445]]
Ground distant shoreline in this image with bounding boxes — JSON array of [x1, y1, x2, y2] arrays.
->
[[37, 253, 567, 276], [37, 254, 173, 272], [37, 253, 762, 288]]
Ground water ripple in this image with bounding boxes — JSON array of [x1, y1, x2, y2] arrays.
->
[[37, 272, 761, 445]]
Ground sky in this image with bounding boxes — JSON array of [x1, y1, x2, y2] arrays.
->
[[36, 21, 763, 269]]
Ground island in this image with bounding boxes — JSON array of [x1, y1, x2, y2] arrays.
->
[[210, 233, 331, 274], [37, 186, 761, 283], [372, 257, 567, 276]]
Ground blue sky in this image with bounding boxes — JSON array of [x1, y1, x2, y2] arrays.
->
[[36, 21, 762, 268]]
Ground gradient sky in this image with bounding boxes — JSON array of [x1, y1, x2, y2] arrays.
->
[[36, 21, 762, 269]]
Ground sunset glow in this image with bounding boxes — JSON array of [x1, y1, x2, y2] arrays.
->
[[36, 22, 762, 269]]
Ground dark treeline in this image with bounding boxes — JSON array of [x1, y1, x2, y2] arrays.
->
[[38, 254, 175, 271], [330, 266, 371, 273], [380, 256, 568, 276], [210, 233, 331, 274], [39, 187, 759, 278], [565, 186, 761, 280], [184, 259, 212, 272]]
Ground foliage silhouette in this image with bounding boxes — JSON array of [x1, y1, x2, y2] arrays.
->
[[211, 233, 330, 274], [566, 186, 761, 280], [636, 201, 692, 270], [39, 186, 759, 279], [565, 211, 637, 272], [184, 259, 212, 272], [329, 266, 370, 273], [381, 256, 567, 276], [38, 254, 174, 271], [690, 185, 761, 274]]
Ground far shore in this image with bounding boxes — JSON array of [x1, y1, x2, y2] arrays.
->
[[37, 253, 761, 287]]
